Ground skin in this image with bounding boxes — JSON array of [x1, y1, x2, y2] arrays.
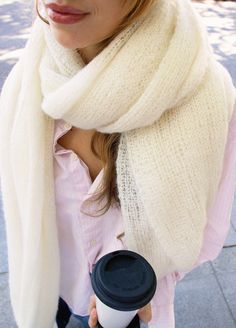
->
[[42, 1, 152, 326], [43, 0, 134, 63]]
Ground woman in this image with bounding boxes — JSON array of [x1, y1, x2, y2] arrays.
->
[[0, 0, 235, 327]]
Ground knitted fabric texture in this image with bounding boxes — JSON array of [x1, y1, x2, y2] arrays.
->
[[0, 0, 235, 327]]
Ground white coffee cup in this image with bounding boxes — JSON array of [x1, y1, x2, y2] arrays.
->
[[91, 250, 157, 328], [95, 295, 138, 328]]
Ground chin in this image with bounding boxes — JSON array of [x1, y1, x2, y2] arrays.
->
[[49, 26, 88, 49]]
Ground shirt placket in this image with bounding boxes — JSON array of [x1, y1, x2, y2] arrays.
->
[[71, 159, 104, 274], [55, 119, 106, 273]]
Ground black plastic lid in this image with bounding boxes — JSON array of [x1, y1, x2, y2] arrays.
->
[[91, 250, 157, 311]]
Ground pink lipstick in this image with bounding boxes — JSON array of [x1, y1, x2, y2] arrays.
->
[[46, 3, 90, 24]]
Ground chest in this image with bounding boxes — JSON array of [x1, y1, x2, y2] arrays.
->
[[57, 127, 104, 182]]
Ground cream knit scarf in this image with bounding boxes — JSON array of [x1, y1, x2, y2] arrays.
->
[[0, 0, 235, 327]]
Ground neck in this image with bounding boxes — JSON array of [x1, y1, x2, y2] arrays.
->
[[78, 44, 101, 64]]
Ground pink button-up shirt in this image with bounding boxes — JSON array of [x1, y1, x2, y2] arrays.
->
[[53, 104, 236, 328], [53, 119, 126, 316]]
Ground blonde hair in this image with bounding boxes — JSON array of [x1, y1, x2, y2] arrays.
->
[[35, 0, 155, 216]]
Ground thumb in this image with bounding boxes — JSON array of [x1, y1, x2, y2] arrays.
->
[[138, 303, 152, 323]]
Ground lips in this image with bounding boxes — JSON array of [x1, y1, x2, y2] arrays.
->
[[45, 3, 89, 15]]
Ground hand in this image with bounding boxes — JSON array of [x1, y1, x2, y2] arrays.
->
[[137, 302, 152, 324], [88, 295, 98, 328], [88, 294, 152, 328]]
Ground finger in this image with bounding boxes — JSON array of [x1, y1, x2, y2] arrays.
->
[[88, 308, 98, 328], [138, 303, 152, 323], [88, 294, 96, 314]]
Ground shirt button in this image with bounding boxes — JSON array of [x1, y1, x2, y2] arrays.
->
[[90, 240, 97, 246], [64, 122, 72, 130]]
